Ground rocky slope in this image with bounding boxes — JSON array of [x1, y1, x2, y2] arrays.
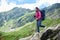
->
[[19, 24, 60, 40]]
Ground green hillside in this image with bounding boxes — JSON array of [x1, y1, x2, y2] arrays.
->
[[0, 12, 35, 32], [0, 7, 33, 27]]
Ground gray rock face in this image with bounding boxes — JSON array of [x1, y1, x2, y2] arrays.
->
[[57, 32, 60, 40], [30, 32, 40, 40], [40, 24, 60, 40]]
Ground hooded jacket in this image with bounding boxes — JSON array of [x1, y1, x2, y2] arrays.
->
[[34, 10, 42, 20]]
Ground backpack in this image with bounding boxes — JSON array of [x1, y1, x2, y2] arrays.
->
[[41, 10, 45, 20]]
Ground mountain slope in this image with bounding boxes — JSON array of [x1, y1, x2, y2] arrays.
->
[[44, 3, 60, 19], [0, 7, 33, 27]]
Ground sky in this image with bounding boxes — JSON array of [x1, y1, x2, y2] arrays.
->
[[0, 0, 60, 12]]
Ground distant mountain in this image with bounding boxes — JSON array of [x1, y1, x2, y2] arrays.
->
[[44, 3, 60, 19], [0, 7, 33, 27], [0, 7, 32, 20], [45, 3, 60, 12]]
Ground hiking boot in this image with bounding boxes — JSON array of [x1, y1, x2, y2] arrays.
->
[[40, 25, 45, 28]]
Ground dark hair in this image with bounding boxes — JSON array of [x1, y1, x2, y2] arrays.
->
[[36, 7, 40, 12], [36, 7, 39, 10]]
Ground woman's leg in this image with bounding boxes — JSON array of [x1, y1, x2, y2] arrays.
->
[[40, 20, 45, 27], [37, 20, 41, 32]]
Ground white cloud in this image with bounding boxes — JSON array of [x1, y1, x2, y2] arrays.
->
[[14, 0, 60, 9], [0, 0, 60, 12], [0, 0, 17, 12], [0, 0, 37, 12], [36, 0, 60, 7], [17, 3, 37, 10]]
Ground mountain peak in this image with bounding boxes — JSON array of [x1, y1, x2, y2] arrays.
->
[[53, 3, 60, 5], [12, 7, 20, 10]]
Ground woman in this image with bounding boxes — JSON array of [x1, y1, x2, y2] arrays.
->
[[34, 7, 45, 33]]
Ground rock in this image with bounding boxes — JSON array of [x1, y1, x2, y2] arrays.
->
[[41, 24, 60, 40], [57, 32, 60, 40], [40, 29, 53, 40], [30, 32, 40, 40]]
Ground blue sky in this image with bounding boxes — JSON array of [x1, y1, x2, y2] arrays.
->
[[7, 0, 36, 5], [0, 0, 60, 12]]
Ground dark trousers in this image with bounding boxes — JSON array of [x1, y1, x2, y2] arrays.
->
[[37, 19, 42, 32]]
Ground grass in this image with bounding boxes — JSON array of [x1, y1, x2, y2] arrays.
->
[[0, 21, 36, 40], [43, 18, 60, 27], [0, 19, 15, 32], [0, 18, 60, 40]]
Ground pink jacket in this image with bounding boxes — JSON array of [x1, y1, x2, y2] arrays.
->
[[35, 10, 41, 20]]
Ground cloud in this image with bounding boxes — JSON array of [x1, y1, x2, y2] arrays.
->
[[37, 0, 60, 6], [17, 3, 37, 10], [0, 0, 36, 12], [0, 0, 60, 12], [17, 0, 60, 9], [46, 0, 60, 5], [0, 0, 17, 12]]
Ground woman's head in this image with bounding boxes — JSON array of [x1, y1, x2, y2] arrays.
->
[[35, 7, 40, 12], [36, 7, 39, 10]]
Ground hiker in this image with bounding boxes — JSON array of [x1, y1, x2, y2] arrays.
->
[[34, 7, 45, 33]]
